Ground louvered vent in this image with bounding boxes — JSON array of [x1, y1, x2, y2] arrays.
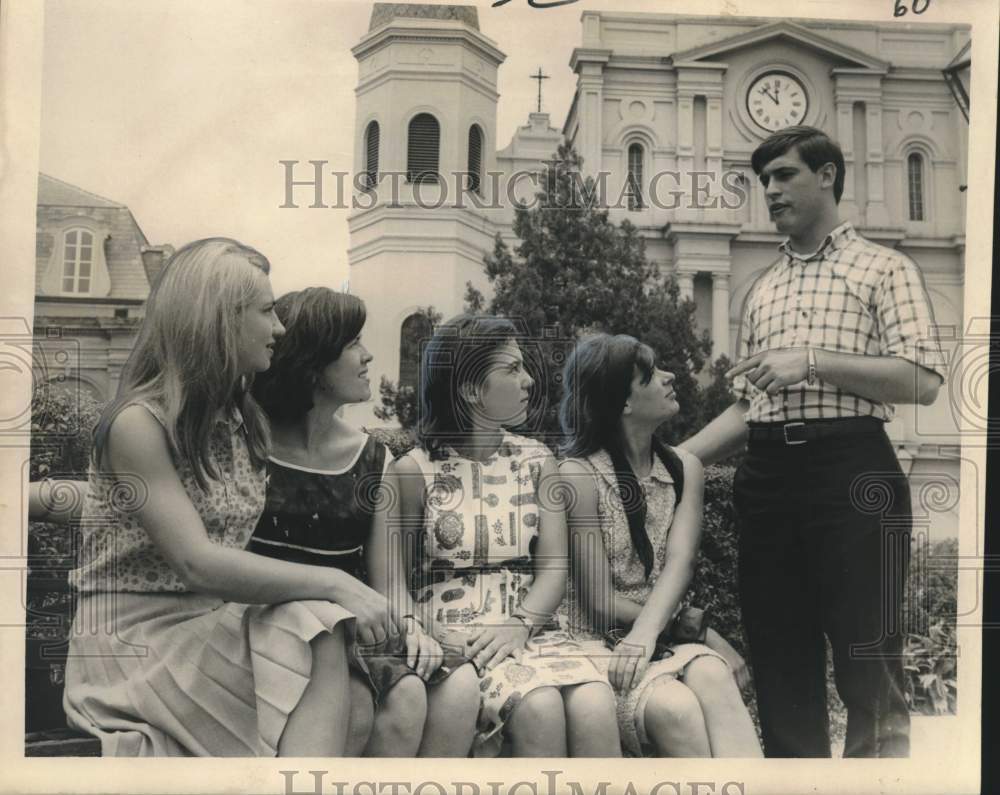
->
[[364, 121, 380, 190], [467, 125, 483, 194], [407, 113, 440, 184]]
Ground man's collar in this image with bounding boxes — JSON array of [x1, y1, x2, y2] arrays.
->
[[778, 221, 855, 262]]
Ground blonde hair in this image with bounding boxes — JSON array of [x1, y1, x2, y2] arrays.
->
[[93, 237, 272, 489]]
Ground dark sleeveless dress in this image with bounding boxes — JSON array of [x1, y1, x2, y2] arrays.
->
[[248, 435, 463, 697]]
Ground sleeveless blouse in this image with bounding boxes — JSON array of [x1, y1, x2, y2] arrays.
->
[[249, 436, 390, 579], [70, 400, 266, 593]]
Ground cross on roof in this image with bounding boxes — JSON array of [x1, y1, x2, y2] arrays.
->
[[530, 67, 550, 113]]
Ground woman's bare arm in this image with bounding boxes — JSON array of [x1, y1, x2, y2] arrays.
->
[[105, 405, 395, 637], [559, 457, 645, 633]]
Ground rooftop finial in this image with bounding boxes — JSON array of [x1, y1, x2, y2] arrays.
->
[[530, 66, 550, 113]]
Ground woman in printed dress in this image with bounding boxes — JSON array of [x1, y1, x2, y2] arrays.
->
[[557, 333, 762, 757], [249, 287, 480, 756], [384, 314, 622, 757], [60, 239, 394, 756]]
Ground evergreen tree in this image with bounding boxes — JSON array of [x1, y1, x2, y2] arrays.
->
[[468, 143, 727, 442]]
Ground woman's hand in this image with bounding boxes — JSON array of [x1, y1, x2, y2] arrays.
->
[[705, 627, 751, 691], [608, 627, 658, 692], [404, 618, 443, 679], [331, 576, 399, 647], [465, 619, 530, 671]]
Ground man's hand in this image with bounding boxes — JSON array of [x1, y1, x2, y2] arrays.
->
[[727, 349, 808, 395]]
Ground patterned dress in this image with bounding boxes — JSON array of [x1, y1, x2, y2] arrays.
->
[[64, 400, 362, 756], [406, 433, 609, 757], [556, 448, 726, 757]]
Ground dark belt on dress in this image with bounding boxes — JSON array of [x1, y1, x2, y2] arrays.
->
[[746, 417, 885, 446]]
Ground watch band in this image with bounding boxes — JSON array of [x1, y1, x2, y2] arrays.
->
[[510, 612, 539, 638], [807, 348, 817, 386]]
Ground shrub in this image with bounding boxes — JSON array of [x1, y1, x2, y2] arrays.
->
[[903, 537, 958, 715], [29, 385, 102, 480]]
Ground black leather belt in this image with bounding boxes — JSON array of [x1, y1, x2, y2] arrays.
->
[[747, 417, 884, 446]]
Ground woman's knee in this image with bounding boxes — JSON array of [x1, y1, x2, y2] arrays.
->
[[645, 679, 703, 732], [508, 686, 564, 730], [383, 675, 428, 728], [684, 656, 737, 696], [441, 663, 481, 713], [563, 681, 616, 721]]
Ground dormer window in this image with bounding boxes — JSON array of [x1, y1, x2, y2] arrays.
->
[[62, 228, 94, 293]]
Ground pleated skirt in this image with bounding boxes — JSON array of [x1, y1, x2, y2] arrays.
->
[[63, 590, 357, 756]]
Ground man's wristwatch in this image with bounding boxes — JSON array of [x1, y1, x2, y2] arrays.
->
[[807, 348, 818, 386]]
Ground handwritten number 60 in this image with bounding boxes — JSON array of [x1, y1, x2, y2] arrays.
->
[[894, 0, 931, 16]]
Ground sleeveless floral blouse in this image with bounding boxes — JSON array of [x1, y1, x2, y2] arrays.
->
[[70, 400, 266, 593]]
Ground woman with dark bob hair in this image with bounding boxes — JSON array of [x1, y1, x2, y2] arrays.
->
[[557, 333, 761, 757], [250, 287, 480, 757], [386, 314, 622, 757]]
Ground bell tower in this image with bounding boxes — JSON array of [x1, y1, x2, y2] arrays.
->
[[347, 4, 506, 425]]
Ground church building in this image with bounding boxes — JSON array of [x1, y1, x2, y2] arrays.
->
[[346, 3, 970, 538]]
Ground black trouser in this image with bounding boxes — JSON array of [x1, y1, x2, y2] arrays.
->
[[734, 423, 911, 758]]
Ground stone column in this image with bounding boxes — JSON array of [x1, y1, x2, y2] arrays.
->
[[675, 269, 695, 301], [865, 100, 891, 227], [570, 49, 610, 178], [835, 99, 859, 224], [711, 272, 731, 359]]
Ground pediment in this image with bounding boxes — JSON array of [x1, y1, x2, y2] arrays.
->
[[668, 21, 889, 73]]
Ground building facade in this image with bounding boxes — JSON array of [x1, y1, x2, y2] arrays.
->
[[347, 4, 969, 540], [32, 174, 171, 402]]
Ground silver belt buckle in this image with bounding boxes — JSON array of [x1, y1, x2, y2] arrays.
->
[[783, 421, 807, 445]]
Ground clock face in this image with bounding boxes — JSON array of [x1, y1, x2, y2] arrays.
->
[[747, 72, 809, 132]]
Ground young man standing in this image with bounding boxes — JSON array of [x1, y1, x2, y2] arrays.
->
[[682, 126, 946, 757]]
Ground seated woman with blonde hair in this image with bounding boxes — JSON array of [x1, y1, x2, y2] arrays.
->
[[49, 238, 394, 756]]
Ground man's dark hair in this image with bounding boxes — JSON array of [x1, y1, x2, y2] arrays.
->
[[751, 125, 846, 203]]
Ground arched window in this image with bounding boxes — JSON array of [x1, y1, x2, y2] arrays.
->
[[407, 113, 440, 184], [399, 312, 434, 391], [627, 142, 644, 211], [467, 124, 483, 195], [62, 228, 93, 293], [907, 152, 925, 221], [363, 121, 380, 190]]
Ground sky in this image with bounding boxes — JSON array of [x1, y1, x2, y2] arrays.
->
[[37, 0, 621, 296]]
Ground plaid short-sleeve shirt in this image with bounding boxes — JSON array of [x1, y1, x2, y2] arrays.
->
[[732, 221, 947, 423]]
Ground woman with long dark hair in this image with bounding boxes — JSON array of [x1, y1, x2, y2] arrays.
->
[[385, 314, 622, 757], [558, 333, 761, 757]]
